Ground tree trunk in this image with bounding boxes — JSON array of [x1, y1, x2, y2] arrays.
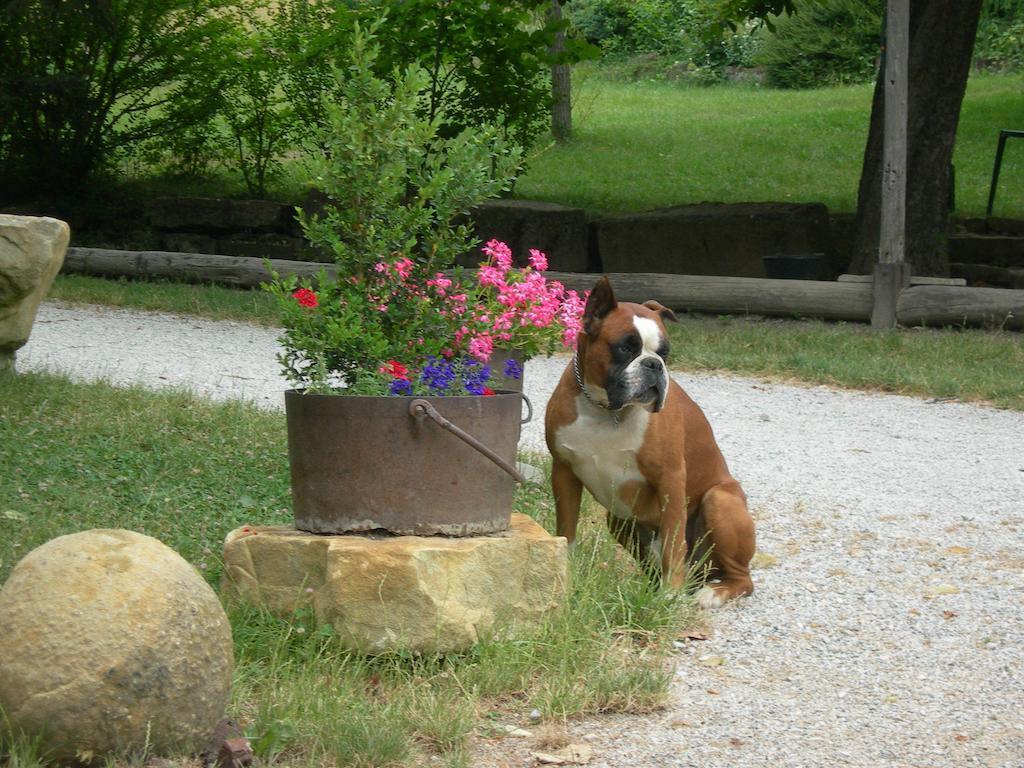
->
[[549, 0, 572, 143], [850, 0, 983, 277]]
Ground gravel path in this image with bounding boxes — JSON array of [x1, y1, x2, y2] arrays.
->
[[18, 302, 1024, 767]]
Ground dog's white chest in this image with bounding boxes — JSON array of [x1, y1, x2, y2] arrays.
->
[[554, 398, 650, 518]]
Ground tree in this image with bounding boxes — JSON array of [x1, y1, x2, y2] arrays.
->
[[849, 0, 985, 277], [0, 0, 233, 202], [549, 0, 572, 142]]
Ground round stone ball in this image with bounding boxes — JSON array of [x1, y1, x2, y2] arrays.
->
[[0, 529, 234, 762]]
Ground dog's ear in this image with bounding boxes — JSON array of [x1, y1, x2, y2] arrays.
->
[[643, 300, 678, 324], [583, 276, 617, 334]]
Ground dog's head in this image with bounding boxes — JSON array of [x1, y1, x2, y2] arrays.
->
[[576, 277, 677, 412]]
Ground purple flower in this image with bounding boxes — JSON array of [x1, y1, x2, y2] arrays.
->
[[462, 360, 492, 395], [421, 357, 457, 394], [389, 378, 413, 396], [503, 358, 523, 380]]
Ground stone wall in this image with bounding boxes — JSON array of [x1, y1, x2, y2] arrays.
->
[[595, 202, 836, 279], [145, 196, 851, 279]]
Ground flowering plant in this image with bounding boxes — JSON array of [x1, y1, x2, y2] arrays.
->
[[268, 240, 584, 396], [265, 23, 583, 397]]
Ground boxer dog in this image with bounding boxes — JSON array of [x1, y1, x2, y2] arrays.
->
[[544, 277, 754, 608]]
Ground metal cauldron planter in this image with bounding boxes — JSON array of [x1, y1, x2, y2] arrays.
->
[[285, 389, 531, 537]]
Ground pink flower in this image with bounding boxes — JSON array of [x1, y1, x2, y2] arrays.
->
[[468, 333, 494, 362], [373, 262, 388, 273], [394, 257, 414, 279], [528, 249, 548, 271], [482, 239, 513, 271]]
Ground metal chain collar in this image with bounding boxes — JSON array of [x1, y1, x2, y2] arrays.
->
[[573, 352, 621, 425]]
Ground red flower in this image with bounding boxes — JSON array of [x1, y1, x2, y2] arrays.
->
[[379, 360, 409, 379], [483, 387, 496, 396], [292, 288, 319, 308]]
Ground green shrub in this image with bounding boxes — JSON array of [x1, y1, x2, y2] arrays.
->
[[753, 0, 882, 89], [268, 23, 522, 393], [363, 0, 574, 150], [567, 0, 759, 81], [976, 0, 1024, 71], [0, 0, 234, 203]]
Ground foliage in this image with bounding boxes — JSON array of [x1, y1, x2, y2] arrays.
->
[[566, 0, 760, 80], [362, 0, 592, 150], [0, 0, 234, 202], [218, 10, 297, 197], [975, 0, 1024, 71], [753, 0, 882, 89], [266, 23, 524, 394]]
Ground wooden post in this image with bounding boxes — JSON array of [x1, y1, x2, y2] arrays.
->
[[549, 0, 572, 143], [872, 0, 911, 329]]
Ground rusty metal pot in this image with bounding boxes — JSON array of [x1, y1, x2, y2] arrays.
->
[[285, 389, 531, 536]]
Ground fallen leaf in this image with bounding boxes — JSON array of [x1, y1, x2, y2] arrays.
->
[[943, 610, 958, 619], [1, 509, 25, 521], [706, 688, 720, 695], [930, 584, 960, 596], [730, 738, 745, 748], [495, 724, 532, 738], [679, 630, 709, 642], [944, 546, 972, 555], [954, 734, 970, 742], [750, 552, 778, 570], [699, 655, 726, 667], [531, 743, 593, 765]]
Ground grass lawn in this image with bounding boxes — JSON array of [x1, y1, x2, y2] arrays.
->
[[112, 72, 1024, 221], [0, 371, 697, 767], [46, 275, 1024, 410], [516, 71, 1024, 217]]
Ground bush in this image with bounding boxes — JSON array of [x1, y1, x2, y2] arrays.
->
[[0, 0, 234, 203], [363, 0, 568, 150], [975, 0, 1024, 71], [753, 0, 882, 89], [268, 22, 523, 393], [566, 0, 759, 81]]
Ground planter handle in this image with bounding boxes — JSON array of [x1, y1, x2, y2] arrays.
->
[[519, 392, 533, 425], [409, 399, 526, 484]]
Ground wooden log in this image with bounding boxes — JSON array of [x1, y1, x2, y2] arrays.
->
[[63, 248, 335, 288], [545, 272, 875, 322], [897, 284, 1024, 330], [60, 248, 1024, 330]]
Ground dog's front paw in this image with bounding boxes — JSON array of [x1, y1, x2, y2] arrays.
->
[[696, 585, 726, 610]]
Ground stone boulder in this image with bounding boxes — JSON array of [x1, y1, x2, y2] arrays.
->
[[465, 200, 590, 272], [0, 530, 234, 762], [221, 513, 568, 654], [0, 214, 69, 372], [595, 202, 833, 278]]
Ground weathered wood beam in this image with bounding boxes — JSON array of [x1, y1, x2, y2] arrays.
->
[[873, 0, 910, 329], [60, 248, 1024, 330], [546, 272, 874, 322], [897, 285, 1024, 330], [63, 248, 336, 288]]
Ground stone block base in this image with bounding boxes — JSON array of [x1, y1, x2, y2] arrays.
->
[[221, 514, 568, 654]]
